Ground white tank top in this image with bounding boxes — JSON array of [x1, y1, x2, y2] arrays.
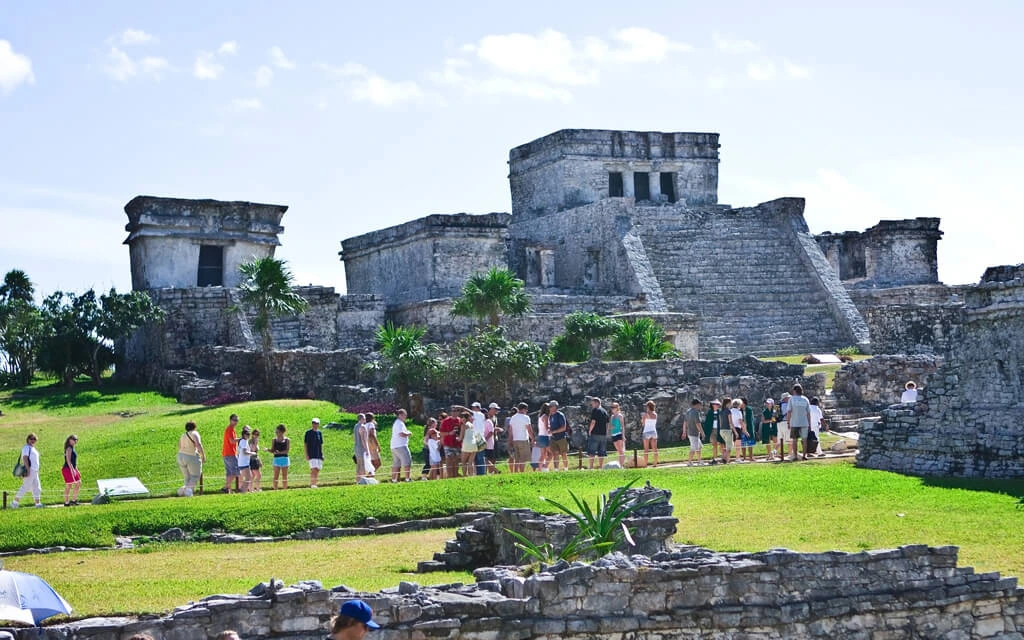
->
[[643, 417, 658, 433]]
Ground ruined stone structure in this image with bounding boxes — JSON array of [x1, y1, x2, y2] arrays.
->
[[856, 265, 1024, 478], [9, 545, 1021, 639], [816, 217, 942, 288], [124, 196, 287, 290], [343, 129, 881, 359]]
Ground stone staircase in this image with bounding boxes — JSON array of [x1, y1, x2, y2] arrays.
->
[[631, 207, 851, 358], [821, 393, 879, 432]]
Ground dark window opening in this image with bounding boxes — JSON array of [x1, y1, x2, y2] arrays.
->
[[633, 172, 650, 201], [197, 245, 224, 287], [660, 172, 677, 203], [608, 172, 624, 197]]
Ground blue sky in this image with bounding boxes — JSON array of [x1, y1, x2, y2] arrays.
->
[[1, 1, 1022, 297]]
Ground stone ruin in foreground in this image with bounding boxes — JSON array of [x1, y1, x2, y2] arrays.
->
[[8, 485, 1021, 639]]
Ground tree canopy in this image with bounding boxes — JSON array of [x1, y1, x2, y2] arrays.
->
[[450, 267, 530, 327]]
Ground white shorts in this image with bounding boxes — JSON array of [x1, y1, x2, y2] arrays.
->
[[643, 430, 658, 440], [777, 421, 791, 442], [688, 435, 702, 451], [308, 458, 323, 470]]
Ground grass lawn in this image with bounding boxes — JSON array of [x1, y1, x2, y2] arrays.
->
[[1, 529, 470, 617], [761, 354, 871, 388]]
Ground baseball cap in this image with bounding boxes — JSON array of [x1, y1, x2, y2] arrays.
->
[[339, 599, 380, 629], [488, 402, 501, 410], [311, 417, 320, 424], [765, 398, 775, 405], [710, 399, 722, 406], [471, 402, 482, 409]]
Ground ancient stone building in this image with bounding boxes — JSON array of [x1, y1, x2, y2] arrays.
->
[[815, 217, 943, 288], [343, 129, 871, 358], [124, 196, 287, 290]]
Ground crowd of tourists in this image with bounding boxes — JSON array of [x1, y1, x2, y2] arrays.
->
[[8, 382, 854, 502]]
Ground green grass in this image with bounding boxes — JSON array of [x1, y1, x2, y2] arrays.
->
[[0, 382, 421, 498], [760, 354, 871, 388], [1, 529, 470, 617]]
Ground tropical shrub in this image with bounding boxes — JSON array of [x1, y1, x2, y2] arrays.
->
[[605, 318, 677, 361]]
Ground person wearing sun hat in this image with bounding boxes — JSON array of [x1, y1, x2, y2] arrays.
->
[[328, 599, 380, 638]]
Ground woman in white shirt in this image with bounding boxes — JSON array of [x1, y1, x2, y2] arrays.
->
[[12, 433, 43, 508], [901, 381, 918, 403]]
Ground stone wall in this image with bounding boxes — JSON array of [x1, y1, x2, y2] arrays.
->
[[846, 285, 969, 356], [340, 213, 511, 306], [13, 544, 1021, 639], [420, 484, 676, 572], [508, 129, 720, 219], [832, 355, 944, 410], [857, 265, 1024, 478]]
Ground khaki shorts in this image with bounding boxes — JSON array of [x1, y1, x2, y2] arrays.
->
[[512, 440, 532, 462], [549, 437, 569, 454], [719, 429, 735, 453]]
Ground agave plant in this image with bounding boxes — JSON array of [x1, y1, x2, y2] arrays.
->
[[504, 528, 586, 564], [536, 478, 658, 558]]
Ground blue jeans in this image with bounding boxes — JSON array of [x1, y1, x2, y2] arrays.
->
[[587, 434, 608, 457], [474, 451, 486, 476]]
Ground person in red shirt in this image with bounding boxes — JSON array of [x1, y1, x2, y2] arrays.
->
[[438, 412, 461, 478], [221, 414, 240, 493]]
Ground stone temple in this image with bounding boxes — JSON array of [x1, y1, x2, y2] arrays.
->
[[118, 129, 957, 375]]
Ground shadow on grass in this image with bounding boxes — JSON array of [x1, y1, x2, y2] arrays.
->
[[920, 475, 1024, 502], [5, 380, 174, 411]]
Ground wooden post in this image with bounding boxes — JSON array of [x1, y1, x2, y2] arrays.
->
[[198, 473, 204, 495], [577, 449, 583, 470], [633, 448, 639, 468], [2, 491, 6, 510]]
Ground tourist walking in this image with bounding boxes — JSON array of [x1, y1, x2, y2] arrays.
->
[[177, 421, 205, 497], [809, 397, 825, 457], [778, 393, 791, 460], [390, 409, 413, 482], [62, 434, 82, 506], [547, 401, 569, 470], [609, 402, 626, 467], [484, 404, 501, 474], [305, 418, 324, 488], [365, 413, 382, 473], [249, 428, 263, 490], [439, 411, 461, 478], [269, 424, 290, 490], [221, 414, 241, 493], [237, 425, 253, 492], [762, 398, 778, 460], [786, 385, 811, 461], [704, 399, 723, 464], [721, 399, 740, 464], [425, 423, 442, 479], [740, 398, 757, 462], [458, 411, 478, 476], [587, 397, 609, 469], [641, 400, 659, 467], [353, 414, 370, 479], [508, 403, 534, 473], [684, 399, 705, 466], [11, 433, 43, 508]]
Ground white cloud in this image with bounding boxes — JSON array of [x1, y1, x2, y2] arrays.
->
[[104, 47, 136, 81], [333, 62, 423, 106], [746, 59, 776, 81], [0, 40, 35, 94], [601, 27, 692, 63], [713, 32, 759, 54], [255, 65, 273, 87], [194, 52, 224, 79], [218, 41, 238, 56], [470, 29, 597, 86], [140, 56, 169, 77], [269, 46, 296, 70], [118, 29, 155, 46], [784, 60, 810, 79], [231, 97, 263, 111]]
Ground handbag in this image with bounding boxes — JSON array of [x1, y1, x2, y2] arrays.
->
[[471, 428, 486, 451], [12, 457, 28, 478]]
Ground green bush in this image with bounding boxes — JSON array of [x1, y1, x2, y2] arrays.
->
[[836, 346, 863, 356]]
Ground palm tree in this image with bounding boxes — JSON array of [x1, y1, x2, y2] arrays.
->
[[450, 267, 531, 327], [0, 269, 34, 304], [369, 322, 441, 412], [234, 257, 309, 386]]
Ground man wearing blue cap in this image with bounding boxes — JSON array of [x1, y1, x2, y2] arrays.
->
[[328, 599, 380, 638]]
